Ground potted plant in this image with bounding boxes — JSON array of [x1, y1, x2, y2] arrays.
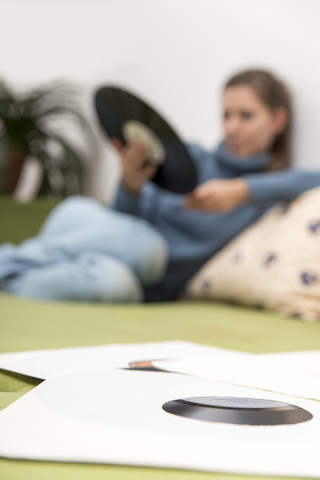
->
[[0, 80, 91, 196]]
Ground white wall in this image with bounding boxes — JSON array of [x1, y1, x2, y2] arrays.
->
[[1, 0, 320, 201]]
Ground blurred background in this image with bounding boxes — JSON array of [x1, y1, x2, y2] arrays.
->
[[0, 0, 319, 203]]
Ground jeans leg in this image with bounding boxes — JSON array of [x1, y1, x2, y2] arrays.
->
[[39, 196, 109, 238], [0, 198, 168, 286], [4, 253, 143, 303]]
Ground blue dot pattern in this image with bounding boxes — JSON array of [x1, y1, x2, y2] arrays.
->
[[300, 272, 318, 285], [278, 203, 290, 215], [201, 279, 212, 291], [308, 221, 320, 234], [263, 254, 277, 267], [232, 252, 242, 264]]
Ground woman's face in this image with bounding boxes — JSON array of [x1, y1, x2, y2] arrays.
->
[[222, 85, 287, 157]]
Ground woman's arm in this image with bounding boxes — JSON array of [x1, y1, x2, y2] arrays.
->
[[112, 177, 162, 221], [185, 169, 320, 212], [112, 182, 142, 216], [185, 178, 249, 212], [111, 140, 159, 218], [113, 141, 204, 217], [244, 169, 320, 205]]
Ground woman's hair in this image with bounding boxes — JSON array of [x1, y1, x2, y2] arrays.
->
[[224, 69, 292, 170]]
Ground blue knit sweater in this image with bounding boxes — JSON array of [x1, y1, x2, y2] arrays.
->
[[113, 142, 320, 301]]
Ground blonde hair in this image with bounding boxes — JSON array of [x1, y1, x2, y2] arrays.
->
[[224, 69, 292, 170]]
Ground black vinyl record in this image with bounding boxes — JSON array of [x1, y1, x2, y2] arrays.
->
[[94, 86, 197, 194], [162, 396, 313, 426]]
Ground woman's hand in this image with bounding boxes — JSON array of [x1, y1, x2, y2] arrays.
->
[[112, 138, 158, 194], [185, 177, 250, 212]]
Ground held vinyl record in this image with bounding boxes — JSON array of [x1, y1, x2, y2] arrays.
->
[[162, 396, 313, 425], [94, 86, 197, 193]]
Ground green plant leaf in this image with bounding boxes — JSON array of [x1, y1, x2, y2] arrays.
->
[[0, 78, 92, 196]]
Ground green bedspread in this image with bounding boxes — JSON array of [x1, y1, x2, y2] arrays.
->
[[1, 197, 320, 480]]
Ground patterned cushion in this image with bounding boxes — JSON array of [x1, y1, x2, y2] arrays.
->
[[186, 187, 320, 322]]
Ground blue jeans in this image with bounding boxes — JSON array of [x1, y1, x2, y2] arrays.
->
[[0, 196, 168, 303]]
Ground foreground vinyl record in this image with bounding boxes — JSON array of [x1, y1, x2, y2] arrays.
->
[[162, 396, 313, 425], [95, 86, 197, 193], [0, 369, 319, 477]]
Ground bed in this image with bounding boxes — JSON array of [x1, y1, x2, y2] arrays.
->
[[1, 197, 319, 480]]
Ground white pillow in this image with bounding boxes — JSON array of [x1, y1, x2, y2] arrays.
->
[[187, 187, 320, 322]]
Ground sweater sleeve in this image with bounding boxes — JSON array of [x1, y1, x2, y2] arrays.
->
[[112, 142, 202, 218], [244, 169, 320, 205], [112, 181, 141, 216], [112, 180, 162, 222]]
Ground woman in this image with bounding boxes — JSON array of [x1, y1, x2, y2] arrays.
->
[[1, 69, 320, 302]]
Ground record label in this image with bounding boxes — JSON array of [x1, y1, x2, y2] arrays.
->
[[122, 120, 166, 165]]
